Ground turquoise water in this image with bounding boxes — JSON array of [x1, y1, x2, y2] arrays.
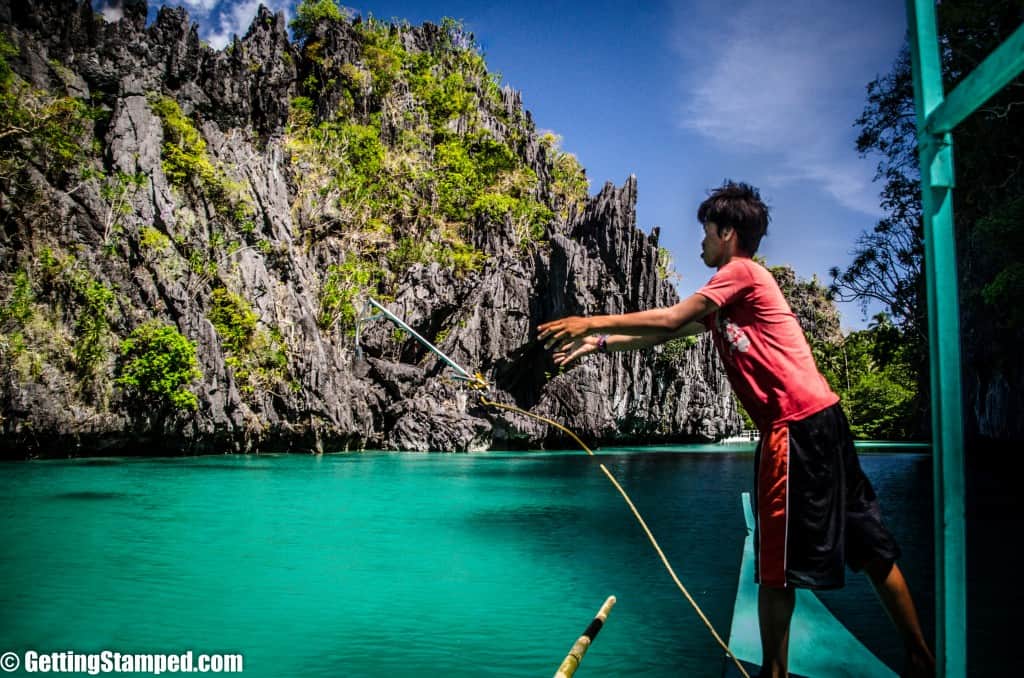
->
[[0, 447, 933, 677]]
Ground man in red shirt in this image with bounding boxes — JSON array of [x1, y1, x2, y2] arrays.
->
[[538, 181, 934, 678]]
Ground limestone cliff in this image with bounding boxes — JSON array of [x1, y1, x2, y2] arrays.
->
[[0, 0, 740, 457]]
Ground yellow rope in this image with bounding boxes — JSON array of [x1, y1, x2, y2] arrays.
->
[[480, 396, 751, 678]]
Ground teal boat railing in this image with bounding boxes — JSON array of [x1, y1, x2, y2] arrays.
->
[[905, 4, 1024, 676]]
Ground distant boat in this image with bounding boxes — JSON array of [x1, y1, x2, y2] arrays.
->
[[723, 493, 897, 677], [718, 430, 759, 445]]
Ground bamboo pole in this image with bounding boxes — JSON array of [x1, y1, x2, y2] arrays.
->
[[553, 596, 616, 678]]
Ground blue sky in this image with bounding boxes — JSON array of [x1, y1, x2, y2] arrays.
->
[[105, 0, 908, 330]]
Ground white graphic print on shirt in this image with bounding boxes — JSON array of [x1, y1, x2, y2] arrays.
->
[[718, 314, 750, 354]]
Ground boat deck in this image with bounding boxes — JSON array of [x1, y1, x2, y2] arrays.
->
[[723, 493, 897, 677]]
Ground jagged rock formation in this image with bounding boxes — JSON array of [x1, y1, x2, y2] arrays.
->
[[0, 0, 740, 457], [769, 265, 842, 346]]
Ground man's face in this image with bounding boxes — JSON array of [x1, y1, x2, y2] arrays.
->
[[700, 221, 728, 268]]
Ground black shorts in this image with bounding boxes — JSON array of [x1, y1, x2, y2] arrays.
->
[[753, 402, 901, 589]]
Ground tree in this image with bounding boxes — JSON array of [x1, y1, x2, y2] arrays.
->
[[115, 322, 202, 411], [833, 0, 1024, 440], [763, 262, 918, 439], [837, 313, 919, 440], [831, 48, 924, 339], [289, 0, 350, 45]]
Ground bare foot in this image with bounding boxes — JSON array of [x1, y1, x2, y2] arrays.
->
[[901, 649, 936, 678]]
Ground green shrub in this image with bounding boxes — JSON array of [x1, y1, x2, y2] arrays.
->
[[0, 35, 15, 85], [471, 192, 517, 222], [35, 247, 67, 291], [0, 271, 34, 326], [435, 140, 479, 220], [149, 95, 218, 189], [551, 151, 589, 220], [844, 369, 915, 439], [318, 253, 385, 332], [288, 96, 316, 129], [0, 286, 70, 385], [287, 116, 389, 233], [653, 335, 700, 375], [657, 247, 681, 282], [437, 239, 486, 277], [472, 192, 551, 247], [982, 263, 1024, 323], [0, 271, 36, 375], [975, 196, 1024, 331], [116, 321, 201, 410], [469, 134, 518, 179], [339, 63, 371, 94], [435, 134, 516, 220], [72, 277, 115, 380], [1, 36, 96, 184], [355, 20, 405, 95], [386, 234, 484, 278], [207, 288, 288, 394], [139, 226, 172, 253], [208, 288, 257, 355], [336, 122, 386, 193], [414, 71, 474, 126], [290, 0, 348, 44], [26, 249, 116, 382], [149, 95, 255, 229], [386, 237, 428, 271], [540, 133, 589, 221]]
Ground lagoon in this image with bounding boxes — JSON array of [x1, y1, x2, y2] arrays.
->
[[0, 446, 937, 676]]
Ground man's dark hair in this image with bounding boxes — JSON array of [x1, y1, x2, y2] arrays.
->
[[697, 180, 770, 255]]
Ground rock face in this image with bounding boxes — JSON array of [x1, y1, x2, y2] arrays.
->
[[0, 1, 740, 457]]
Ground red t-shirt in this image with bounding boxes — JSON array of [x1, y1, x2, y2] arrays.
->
[[697, 257, 838, 430]]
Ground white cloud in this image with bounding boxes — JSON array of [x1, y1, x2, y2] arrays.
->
[[206, 0, 261, 49], [674, 0, 904, 216], [96, 0, 123, 22], [178, 0, 220, 15], [196, 0, 291, 50], [151, 1, 293, 50]]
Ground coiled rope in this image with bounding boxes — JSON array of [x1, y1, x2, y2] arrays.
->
[[480, 396, 750, 678]]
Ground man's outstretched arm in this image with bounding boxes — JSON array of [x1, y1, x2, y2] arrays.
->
[[538, 293, 718, 350], [552, 320, 708, 366]]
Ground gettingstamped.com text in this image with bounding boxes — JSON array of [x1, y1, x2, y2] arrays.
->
[[1, 650, 243, 675]]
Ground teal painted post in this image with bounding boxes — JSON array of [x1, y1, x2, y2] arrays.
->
[[905, 1, 967, 676], [928, 23, 1024, 135]]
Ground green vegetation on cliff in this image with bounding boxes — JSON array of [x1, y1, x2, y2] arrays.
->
[[116, 322, 202, 411], [207, 288, 289, 396], [150, 94, 256, 232], [2, 0, 591, 434], [282, 1, 584, 334], [1, 248, 118, 401], [0, 35, 96, 186]]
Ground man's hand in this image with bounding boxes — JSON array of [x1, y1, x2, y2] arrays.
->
[[537, 316, 592, 348], [552, 335, 600, 366]]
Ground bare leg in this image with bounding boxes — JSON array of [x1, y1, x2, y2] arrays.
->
[[864, 559, 935, 677], [758, 585, 795, 678]]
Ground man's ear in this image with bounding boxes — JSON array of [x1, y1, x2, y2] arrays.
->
[[720, 224, 736, 242]]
